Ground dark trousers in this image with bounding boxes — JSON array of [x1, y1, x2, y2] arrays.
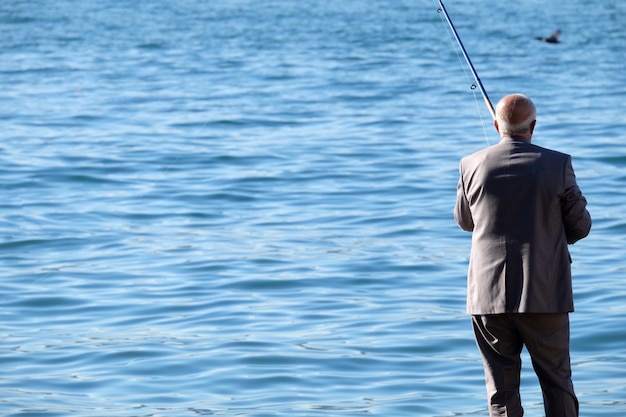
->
[[472, 313, 579, 417]]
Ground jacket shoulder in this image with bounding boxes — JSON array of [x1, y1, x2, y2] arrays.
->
[[528, 142, 570, 160], [459, 145, 496, 168]]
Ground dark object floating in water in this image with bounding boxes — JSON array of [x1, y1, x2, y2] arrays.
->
[[535, 29, 561, 43]]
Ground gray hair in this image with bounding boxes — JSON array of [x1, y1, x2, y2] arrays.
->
[[496, 94, 536, 135]]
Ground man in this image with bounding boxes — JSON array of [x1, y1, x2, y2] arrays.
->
[[454, 94, 591, 417]]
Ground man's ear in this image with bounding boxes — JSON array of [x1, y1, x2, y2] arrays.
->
[[494, 120, 500, 133], [529, 119, 536, 135]]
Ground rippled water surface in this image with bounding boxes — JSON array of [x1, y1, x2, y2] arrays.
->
[[1, 0, 625, 415]]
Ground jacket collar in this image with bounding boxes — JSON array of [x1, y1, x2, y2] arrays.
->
[[500, 135, 531, 144]]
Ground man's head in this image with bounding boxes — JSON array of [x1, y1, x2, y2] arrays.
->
[[494, 94, 537, 140]]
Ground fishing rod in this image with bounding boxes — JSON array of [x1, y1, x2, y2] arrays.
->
[[436, 0, 496, 120]]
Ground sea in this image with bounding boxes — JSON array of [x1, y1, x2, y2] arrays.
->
[[1, 0, 625, 415]]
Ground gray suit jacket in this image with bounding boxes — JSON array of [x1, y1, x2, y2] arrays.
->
[[454, 136, 591, 314]]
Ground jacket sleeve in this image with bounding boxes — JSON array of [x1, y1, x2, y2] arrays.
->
[[454, 162, 474, 231], [561, 156, 592, 244]]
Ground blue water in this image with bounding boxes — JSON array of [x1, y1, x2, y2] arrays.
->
[[1, 0, 625, 415]]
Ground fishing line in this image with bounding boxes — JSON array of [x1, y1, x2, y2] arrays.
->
[[435, 8, 490, 145], [471, 87, 491, 145], [436, 0, 495, 119], [433, 0, 495, 144], [434, 2, 475, 99]]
